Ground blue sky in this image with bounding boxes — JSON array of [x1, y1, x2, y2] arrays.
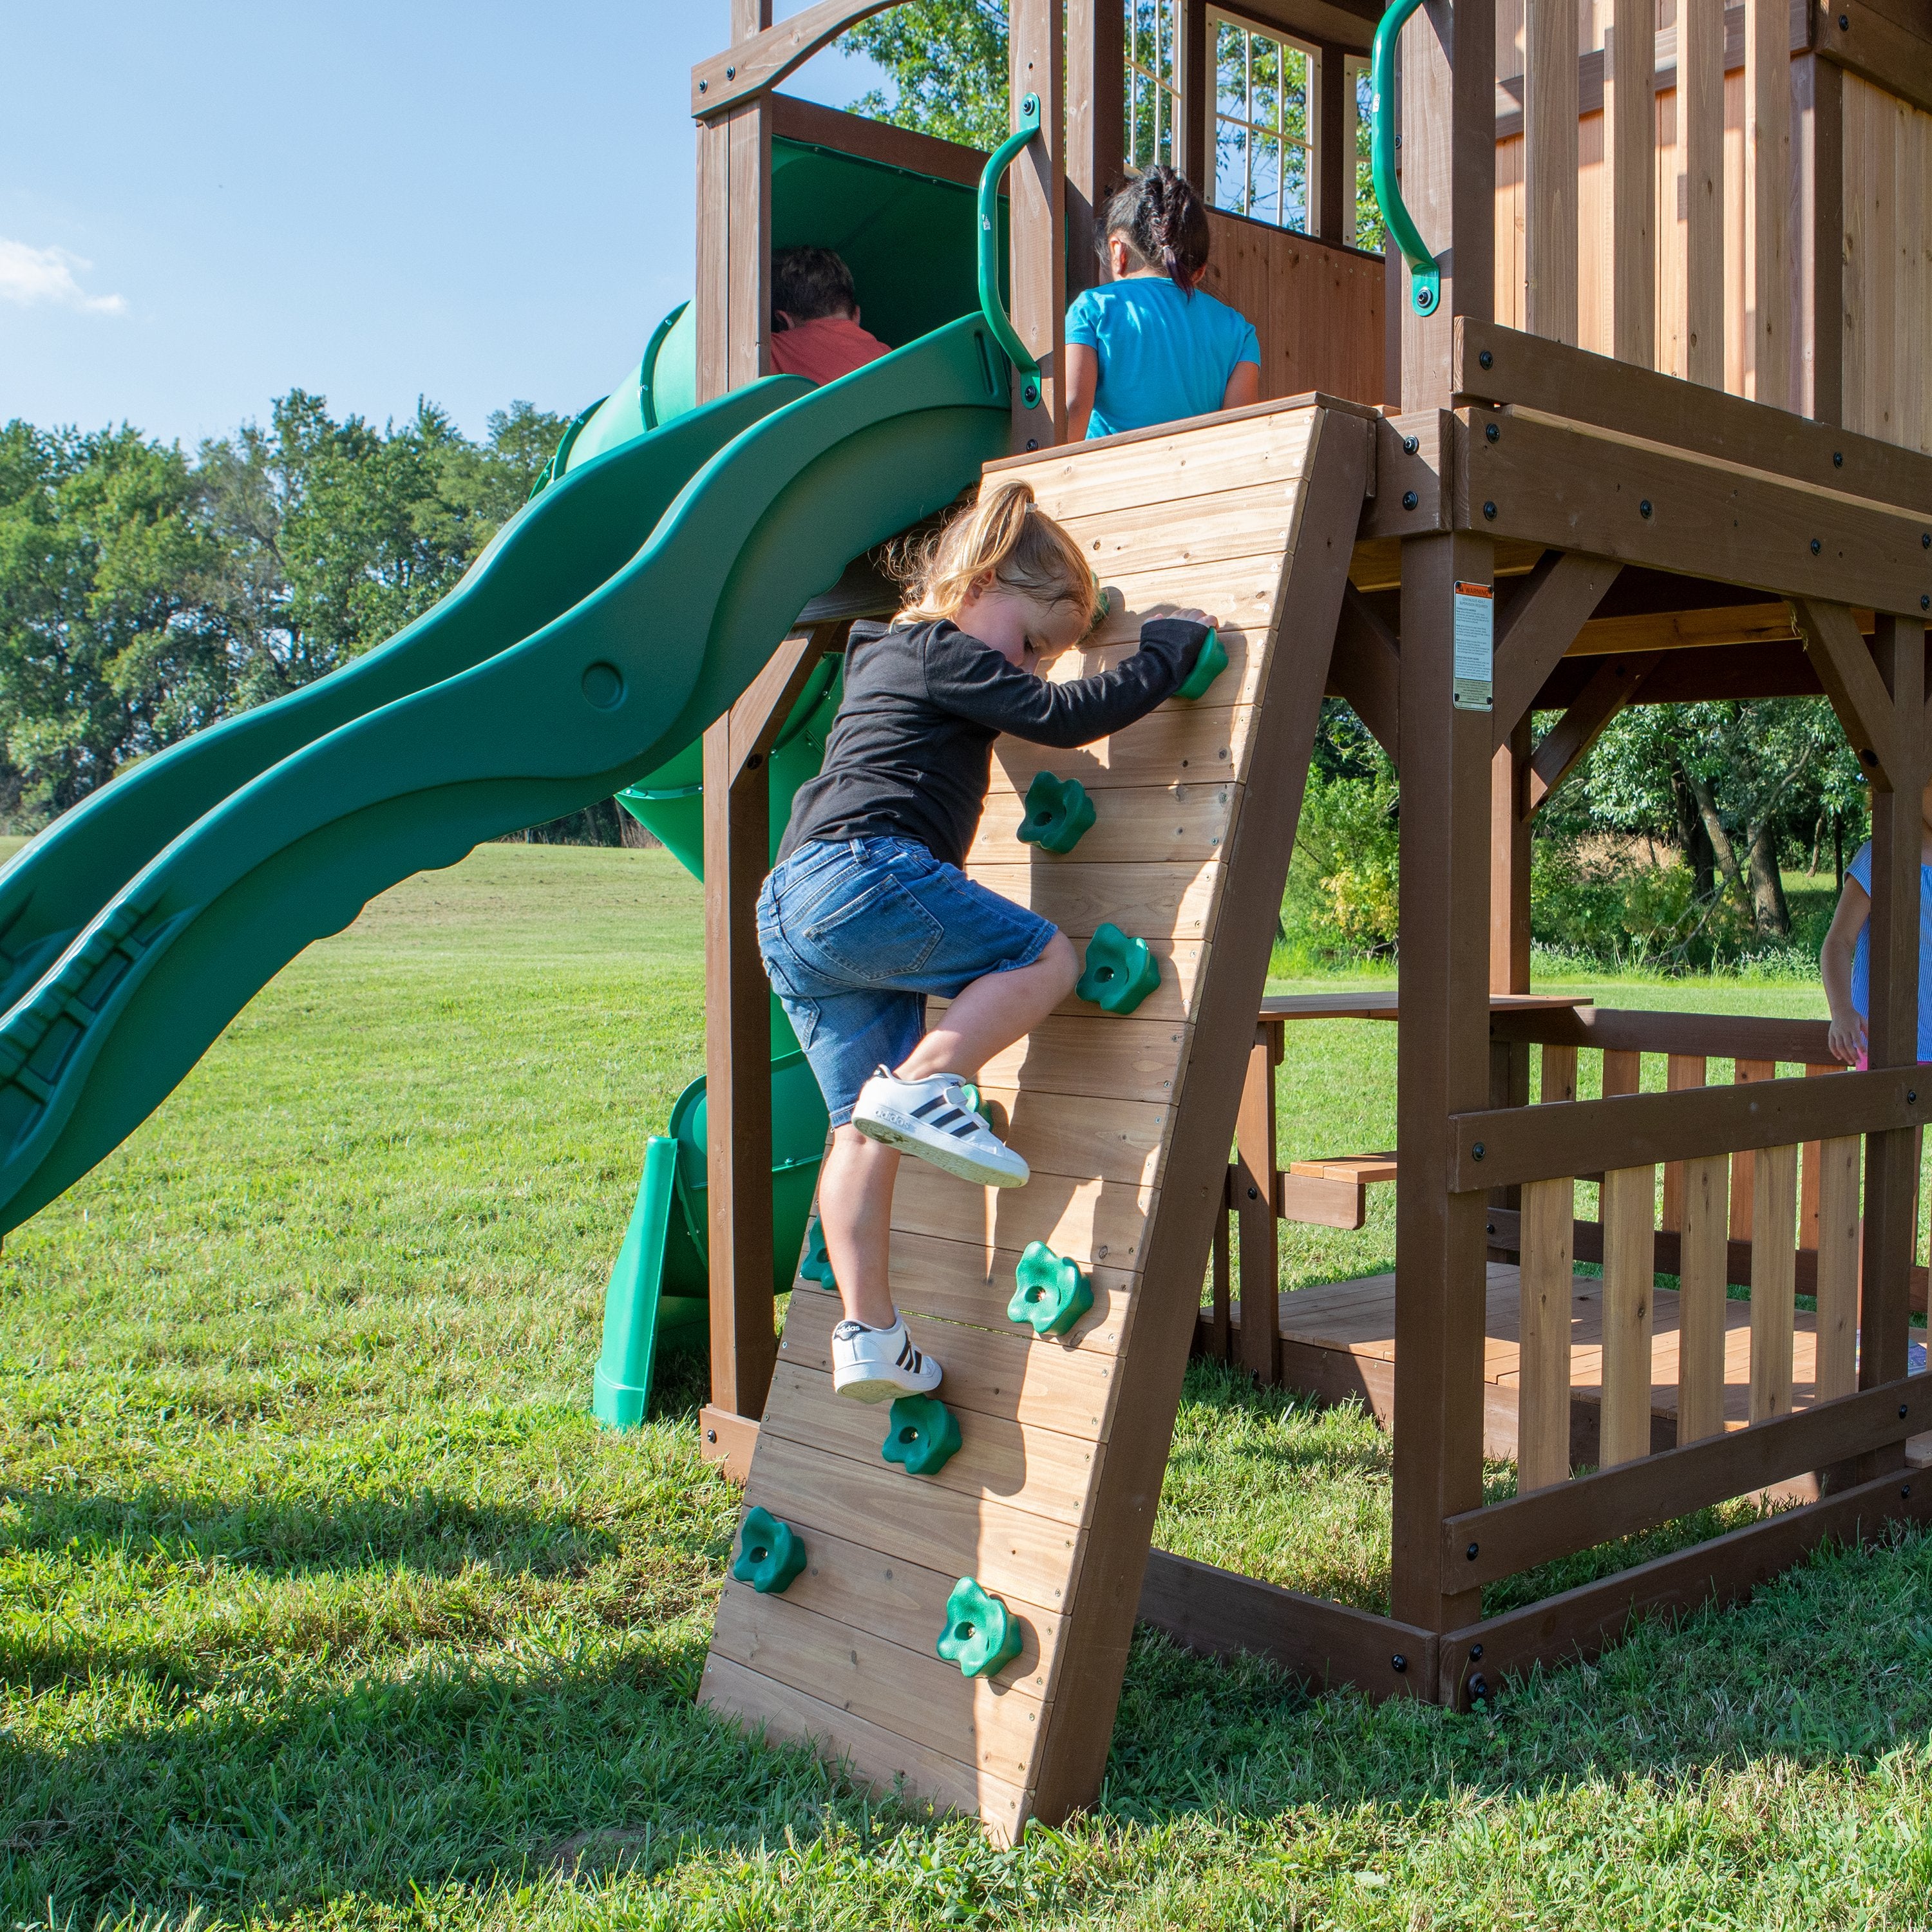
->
[[0, 3, 883, 447]]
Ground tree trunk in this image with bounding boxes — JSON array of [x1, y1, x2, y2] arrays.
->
[[1679, 761, 1748, 911], [1745, 818, 1791, 936], [1671, 766, 1716, 901]]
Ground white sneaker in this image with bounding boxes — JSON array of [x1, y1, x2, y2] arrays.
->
[[851, 1068, 1030, 1188], [831, 1315, 943, 1403]]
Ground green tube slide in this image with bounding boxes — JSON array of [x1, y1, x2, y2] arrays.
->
[[0, 316, 1010, 1264]]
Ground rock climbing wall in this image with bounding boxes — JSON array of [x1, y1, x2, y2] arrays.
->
[[699, 397, 1374, 1841]]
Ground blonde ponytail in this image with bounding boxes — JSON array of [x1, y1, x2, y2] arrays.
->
[[894, 478, 1100, 630]]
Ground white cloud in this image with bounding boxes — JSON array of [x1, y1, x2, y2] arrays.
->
[[0, 237, 126, 315]]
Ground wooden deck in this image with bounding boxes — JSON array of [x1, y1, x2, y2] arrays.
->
[[1227, 1265, 1932, 1473]]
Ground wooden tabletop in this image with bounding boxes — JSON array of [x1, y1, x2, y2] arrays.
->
[[1257, 992, 1592, 1023]]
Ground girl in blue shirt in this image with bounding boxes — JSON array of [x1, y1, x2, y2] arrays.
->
[[1065, 166, 1262, 440], [1820, 776, 1932, 1068]]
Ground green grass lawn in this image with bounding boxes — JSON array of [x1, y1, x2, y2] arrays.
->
[[5, 844, 1931, 1931]]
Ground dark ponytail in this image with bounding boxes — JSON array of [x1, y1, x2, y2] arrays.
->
[[1100, 165, 1212, 296]]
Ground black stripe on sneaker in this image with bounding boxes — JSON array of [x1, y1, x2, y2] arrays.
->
[[896, 1335, 916, 1368], [948, 1118, 980, 1137], [910, 1095, 948, 1120], [929, 1107, 967, 1128]]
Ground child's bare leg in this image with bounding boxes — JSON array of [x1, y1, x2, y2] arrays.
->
[[896, 931, 1079, 1082], [818, 1125, 900, 1329]]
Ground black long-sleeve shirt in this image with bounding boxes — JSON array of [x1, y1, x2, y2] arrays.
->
[[776, 616, 1208, 870]]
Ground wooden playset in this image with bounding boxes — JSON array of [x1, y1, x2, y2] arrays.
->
[[684, 0, 1932, 1842]]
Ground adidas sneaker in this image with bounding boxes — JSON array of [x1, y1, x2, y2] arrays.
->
[[831, 1314, 943, 1402], [851, 1068, 1030, 1187]]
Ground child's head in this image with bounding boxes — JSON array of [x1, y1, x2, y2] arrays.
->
[[772, 247, 860, 330], [1100, 166, 1212, 295], [895, 479, 1101, 642]]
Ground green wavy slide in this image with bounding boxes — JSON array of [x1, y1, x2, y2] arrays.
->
[[0, 316, 1010, 1241]]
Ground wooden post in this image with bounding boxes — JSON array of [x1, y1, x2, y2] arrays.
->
[[695, 0, 773, 402], [1604, 0, 1655, 369], [1399, 0, 1495, 408], [1681, 0, 1724, 390], [1068, 0, 1125, 296], [1318, 39, 1349, 244], [1859, 616, 1927, 1439], [1518, 1043, 1578, 1491], [1796, 54, 1844, 424], [1743, 0, 1792, 408], [1490, 716, 1531, 995], [1177, 0, 1209, 189], [1392, 531, 1495, 1633], [699, 626, 845, 1464], [1235, 1025, 1282, 1383], [1010, 0, 1067, 448]]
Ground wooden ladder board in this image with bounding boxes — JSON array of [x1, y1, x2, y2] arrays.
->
[[699, 397, 1375, 1841]]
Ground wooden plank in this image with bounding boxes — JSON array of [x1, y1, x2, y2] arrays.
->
[[1289, 1153, 1399, 1184], [1744, 0, 1793, 407], [1800, 56, 1846, 424], [724, 102, 772, 390], [1457, 408, 1932, 617], [743, 1430, 1082, 1612], [1660, 1054, 1708, 1229], [1815, 1135, 1862, 1401], [849, 1230, 1133, 1354], [1528, 654, 1663, 808], [976, 781, 1235, 868], [1606, 0, 1656, 366], [1439, 1466, 1932, 1706], [1728, 1057, 1777, 1240], [1489, 1003, 1832, 1063], [1237, 1028, 1281, 1383], [1749, 1142, 1799, 1421], [1492, 550, 1625, 738], [1278, 1170, 1369, 1229], [1329, 585, 1402, 764], [781, 1289, 1119, 1439], [890, 1163, 1157, 1273], [692, 0, 891, 115], [1208, 1195, 1231, 1359], [965, 1083, 1171, 1189], [1139, 1549, 1439, 1700], [1444, 1374, 1932, 1588], [1524, 0, 1580, 344], [721, 1519, 1061, 1695], [1450, 1064, 1926, 1189], [1518, 1176, 1577, 1488], [694, 118, 731, 406], [1027, 410, 1372, 1820], [701, 1654, 1031, 1844], [961, 860, 1222, 946], [1795, 599, 1902, 788], [1676, 1151, 1731, 1443], [1492, 715, 1533, 993], [1681, 0, 1726, 388], [1599, 1162, 1658, 1466], [1065, 0, 1124, 294], [699, 1403, 760, 1484], [959, 1009, 1191, 1107], [1815, 1, 1932, 124], [992, 713, 1244, 793], [1009, 0, 1065, 446], [1452, 317, 1932, 512], [756, 1360, 1101, 1526], [712, 1587, 1046, 1783], [1063, 485, 1320, 583]]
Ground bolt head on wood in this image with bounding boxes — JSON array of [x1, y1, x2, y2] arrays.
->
[[1403, 490, 1418, 510], [1479, 349, 1493, 369], [1482, 502, 1496, 520], [1466, 1540, 1480, 1560]]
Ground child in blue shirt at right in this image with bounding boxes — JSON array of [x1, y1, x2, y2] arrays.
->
[[1064, 166, 1262, 440]]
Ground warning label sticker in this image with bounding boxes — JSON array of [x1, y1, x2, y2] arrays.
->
[[1452, 580, 1493, 712]]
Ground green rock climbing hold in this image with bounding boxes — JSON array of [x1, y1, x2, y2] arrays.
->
[[1075, 922, 1161, 1016], [730, 1506, 807, 1595], [936, 1575, 1024, 1679], [1007, 1240, 1094, 1338], [798, 1217, 837, 1293], [1175, 625, 1227, 701], [1016, 770, 1097, 855], [880, 1394, 962, 1476]]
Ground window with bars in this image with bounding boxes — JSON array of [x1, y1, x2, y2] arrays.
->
[[1209, 10, 1318, 234], [1124, 0, 1180, 171]]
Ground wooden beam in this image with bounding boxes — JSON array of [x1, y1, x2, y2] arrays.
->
[[1449, 1065, 1927, 1191], [1329, 584, 1402, 764], [1360, 410, 1455, 540], [1139, 1549, 1439, 1699], [1318, 34, 1349, 242], [1443, 1374, 1932, 1590], [1523, 0, 1580, 345], [1457, 409, 1932, 618], [1236, 1027, 1282, 1382], [1067, 0, 1126, 296], [1526, 652, 1663, 810], [1390, 527, 1495, 1633], [1797, 55, 1844, 425], [1491, 548, 1624, 737], [1178, 0, 1210, 189], [1453, 319, 1932, 516], [1439, 1467, 1932, 1707], [1488, 1003, 1835, 1061], [1025, 410, 1372, 1821], [1744, 0, 1794, 409], [1815, 0, 1932, 123], [692, 0, 893, 116], [1795, 600, 1901, 788], [1490, 716, 1531, 992], [1010, 0, 1066, 449], [1681, 0, 1726, 390]]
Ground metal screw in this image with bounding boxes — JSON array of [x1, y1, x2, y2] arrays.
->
[[1470, 1643, 1484, 1661], [1482, 501, 1497, 521], [1811, 539, 1823, 554], [726, 64, 735, 78], [1834, 451, 1844, 467], [1403, 435, 1419, 455], [746, 752, 762, 769], [1391, 1653, 1408, 1672], [1479, 348, 1494, 369], [1639, 499, 1653, 518], [1486, 1222, 1497, 1236], [1922, 533, 1930, 547], [1905, 1484, 1914, 1499], [1472, 1141, 1485, 1160], [1922, 595, 1930, 611], [1839, 10, 1849, 24], [1247, 1184, 1260, 1200], [1403, 489, 1419, 510], [1486, 422, 1500, 442], [1469, 1673, 1491, 1701], [706, 1428, 718, 1443], [1909, 1089, 1917, 1103], [699, 79, 708, 91], [1026, 439, 1039, 451], [1901, 1403, 1910, 1419], [1466, 1540, 1480, 1560]]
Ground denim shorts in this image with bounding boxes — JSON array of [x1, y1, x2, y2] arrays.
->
[[757, 837, 1059, 1126]]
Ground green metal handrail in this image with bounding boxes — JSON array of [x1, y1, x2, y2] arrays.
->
[[1370, 0, 1441, 317], [978, 90, 1043, 408]]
